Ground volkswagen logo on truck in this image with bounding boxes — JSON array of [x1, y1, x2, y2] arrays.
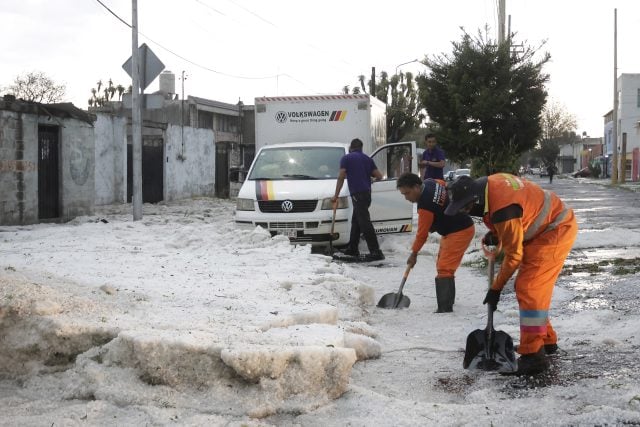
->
[[281, 200, 293, 212], [275, 111, 287, 123]]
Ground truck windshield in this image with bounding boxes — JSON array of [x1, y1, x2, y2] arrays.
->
[[248, 146, 344, 180]]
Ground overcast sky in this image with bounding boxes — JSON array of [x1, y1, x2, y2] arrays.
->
[[1, 0, 639, 138]]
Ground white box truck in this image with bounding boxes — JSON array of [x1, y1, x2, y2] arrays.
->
[[234, 94, 418, 247]]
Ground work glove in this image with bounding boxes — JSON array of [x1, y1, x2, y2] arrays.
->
[[483, 289, 501, 312], [482, 231, 500, 246]]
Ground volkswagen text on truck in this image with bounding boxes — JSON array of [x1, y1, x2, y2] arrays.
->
[[235, 95, 418, 247]]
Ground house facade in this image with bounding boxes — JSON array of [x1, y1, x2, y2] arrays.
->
[[607, 73, 640, 181], [0, 96, 96, 225], [92, 83, 255, 204]]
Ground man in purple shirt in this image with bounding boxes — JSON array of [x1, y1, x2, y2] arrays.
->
[[332, 138, 384, 261], [420, 133, 446, 180]]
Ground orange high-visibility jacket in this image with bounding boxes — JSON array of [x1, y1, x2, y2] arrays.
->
[[482, 173, 573, 290]]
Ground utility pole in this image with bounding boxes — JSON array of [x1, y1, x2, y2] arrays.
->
[[370, 67, 376, 98], [131, 0, 142, 220], [180, 70, 186, 160], [498, 0, 506, 44], [612, 8, 618, 184]]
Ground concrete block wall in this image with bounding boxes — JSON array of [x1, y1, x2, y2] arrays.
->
[[0, 111, 38, 225], [1, 109, 95, 225]]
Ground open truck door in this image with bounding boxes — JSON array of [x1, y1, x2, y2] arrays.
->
[[369, 141, 417, 234]]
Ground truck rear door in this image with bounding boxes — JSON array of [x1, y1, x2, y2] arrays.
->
[[369, 141, 417, 234]]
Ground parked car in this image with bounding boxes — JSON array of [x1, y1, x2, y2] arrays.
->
[[529, 167, 541, 175], [445, 168, 470, 181], [453, 168, 471, 179], [572, 167, 591, 178]]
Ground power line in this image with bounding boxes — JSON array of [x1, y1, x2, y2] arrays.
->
[[223, 0, 277, 28], [93, 0, 281, 80]]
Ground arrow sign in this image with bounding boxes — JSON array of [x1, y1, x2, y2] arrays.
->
[[122, 43, 165, 91]]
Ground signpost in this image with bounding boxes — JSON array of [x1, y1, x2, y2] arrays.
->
[[122, 43, 165, 92], [122, 22, 165, 219]]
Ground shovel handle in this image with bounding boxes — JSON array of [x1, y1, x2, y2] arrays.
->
[[330, 201, 337, 234], [483, 243, 499, 357], [391, 265, 413, 307], [481, 240, 502, 261], [396, 265, 413, 294]]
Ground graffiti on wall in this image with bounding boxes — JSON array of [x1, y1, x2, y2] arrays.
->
[[69, 138, 90, 186], [0, 160, 37, 172]]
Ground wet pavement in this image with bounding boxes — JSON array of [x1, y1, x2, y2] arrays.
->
[[272, 175, 640, 425], [487, 176, 640, 391]]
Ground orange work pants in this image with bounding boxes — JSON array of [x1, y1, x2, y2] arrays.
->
[[436, 224, 475, 278], [515, 213, 578, 355]]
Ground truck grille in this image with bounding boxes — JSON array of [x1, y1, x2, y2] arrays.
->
[[270, 222, 304, 229], [258, 200, 318, 213]]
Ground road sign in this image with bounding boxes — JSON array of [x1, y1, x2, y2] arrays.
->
[[122, 43, 165, 91]]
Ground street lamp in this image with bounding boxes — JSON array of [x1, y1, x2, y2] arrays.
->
[[395, 59, 420, 76]]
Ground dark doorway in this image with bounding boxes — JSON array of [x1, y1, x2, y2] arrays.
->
[[127, 137, 164, 203], [215, 142, 230, 198], [38, 125, 60, 219]]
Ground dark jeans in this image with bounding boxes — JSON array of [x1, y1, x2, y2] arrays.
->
[[348, 191, 380, 253]]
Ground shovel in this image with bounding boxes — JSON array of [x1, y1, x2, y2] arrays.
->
[[325, 201, 338, 256], [462, 243, 517, 373], [377, 265, 412, 309]]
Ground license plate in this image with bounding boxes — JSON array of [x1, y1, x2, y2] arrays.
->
[[277, 229, 297, 238]]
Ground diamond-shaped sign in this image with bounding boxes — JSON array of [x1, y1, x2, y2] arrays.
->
[[122, 43, 165, 91]]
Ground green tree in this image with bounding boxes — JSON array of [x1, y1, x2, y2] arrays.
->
[[417, 29, 550, 175], [344, 70, 425, 143], [88, 79, 129, 107], [3, 71, 66, 103], [534, 101, 577, 168]]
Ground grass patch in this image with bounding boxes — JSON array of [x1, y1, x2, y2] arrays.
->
[[563, 257, 640, 276]]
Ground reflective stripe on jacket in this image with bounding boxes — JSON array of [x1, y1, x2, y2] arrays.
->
[[482, 173, 573, 290]]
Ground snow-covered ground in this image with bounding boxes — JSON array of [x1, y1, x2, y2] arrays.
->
[[1, 176, 639, 426]]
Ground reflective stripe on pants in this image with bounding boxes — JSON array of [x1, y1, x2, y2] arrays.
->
[[515, 211, 578, 355]]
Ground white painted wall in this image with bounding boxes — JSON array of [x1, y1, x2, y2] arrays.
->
[[94, 114, 127, 205], [60, 120, 95, 219], [94, 116, 216, 204], [164, 124, 215, 202], [617, 74, 640, 154]]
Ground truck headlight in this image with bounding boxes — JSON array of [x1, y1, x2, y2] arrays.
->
[[236, 198, 255, 211], [321, 196, 349, 210]]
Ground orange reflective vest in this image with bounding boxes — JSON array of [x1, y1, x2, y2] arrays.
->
[[483, 173, 574, 290]]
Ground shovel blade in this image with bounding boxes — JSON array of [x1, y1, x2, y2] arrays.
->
[[463, 328, 517, 373], [377, 292, 411, 309]]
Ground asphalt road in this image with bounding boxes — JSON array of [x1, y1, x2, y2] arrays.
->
[[269, 175, 640, 426]]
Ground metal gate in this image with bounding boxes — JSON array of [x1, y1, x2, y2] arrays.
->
[[215, 142, 230, 198], [127, 137, 164, 203], [38, 125, 59, 219]]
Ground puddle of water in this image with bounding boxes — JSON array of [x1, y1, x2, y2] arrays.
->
[[564, 198, 609, 202], [567, 297, 609, 311], [564, 277, 607, 291], [566, 247, 640, 264], [572, 207, 613, 213]]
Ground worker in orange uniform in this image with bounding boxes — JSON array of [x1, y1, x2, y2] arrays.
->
[[444, 173, 578, 375], [396, 173, 475, 312]]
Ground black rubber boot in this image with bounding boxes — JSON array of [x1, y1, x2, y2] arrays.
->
[[435, 277, 455, 313], [515, 347, 549, 375]]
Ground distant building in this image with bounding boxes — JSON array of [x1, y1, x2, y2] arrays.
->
[[90, 92, 255, 204], [606, 73, 640, 181]]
